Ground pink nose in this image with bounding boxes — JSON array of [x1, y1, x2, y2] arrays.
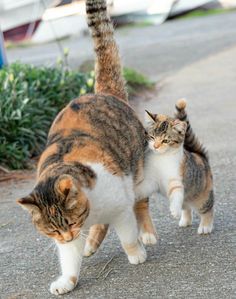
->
[[62, 232, 73, 242], [154, 143, 161, 149]]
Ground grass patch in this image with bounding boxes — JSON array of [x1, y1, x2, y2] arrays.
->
[[123, 67, 155, 95], [177, 8, 236, 19]]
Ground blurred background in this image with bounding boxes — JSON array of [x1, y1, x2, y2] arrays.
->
[[1, 0, 236, 67]]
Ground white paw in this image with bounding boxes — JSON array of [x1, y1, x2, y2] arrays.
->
[[50, 275, 77, 295], [83, 242, 96, 257], [170, 204, 182, 219], [197, 223, 213, 235], [140, 232, 157, 245], [179, 217, 192, 227], [128, 246, 147, 265]]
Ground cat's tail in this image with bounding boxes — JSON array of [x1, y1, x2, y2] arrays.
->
[[86, 0, 128, 102], [175, 99, 208, 160]]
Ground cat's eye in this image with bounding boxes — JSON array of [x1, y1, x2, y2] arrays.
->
[[149, 136, 155, 140], [163, 140, 169, 143], [52, 230, 60, 234], [69, 222, 76, 227]]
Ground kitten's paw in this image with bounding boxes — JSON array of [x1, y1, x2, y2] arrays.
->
[[197, 223, 213, 235], [179, 217, 192, 227], [127, 245, 147, 265], [140, 232, 157, 245], [50, 275, 77, 295], [170, 204, 182, 219], [83, 242, 96, 257]]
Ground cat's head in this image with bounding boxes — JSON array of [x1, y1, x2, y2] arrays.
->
[[145, 110, 187, 154], [17, 174, 90, 243]]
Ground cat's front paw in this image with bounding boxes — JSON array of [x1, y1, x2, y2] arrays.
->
[[127, 243, 147, 265], [50, 275, 77, 295], [170, 203, 182, 219], [179, 216, 192, 227], [83, 242, 96, 257]]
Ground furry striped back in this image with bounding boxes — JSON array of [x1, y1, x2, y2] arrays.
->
[[175, 99, 208, 160], [86, 0, 128, 101]]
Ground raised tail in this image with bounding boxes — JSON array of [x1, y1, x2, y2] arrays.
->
[[86, 0, 128, 102], [175, 99, 208, 160]]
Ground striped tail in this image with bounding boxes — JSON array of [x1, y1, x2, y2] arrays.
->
[[175, 99, 208, 160], [86, 0, 128, 102]]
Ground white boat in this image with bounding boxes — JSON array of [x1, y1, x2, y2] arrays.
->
[[0, 0, 53, 41], [1, 0, 224, 43]]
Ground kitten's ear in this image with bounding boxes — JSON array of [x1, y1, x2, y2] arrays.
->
[[145, 110, 157, 124], [173, 120, 187, 135], [17, 196, 41, 218], [56, 175, 78, 209]]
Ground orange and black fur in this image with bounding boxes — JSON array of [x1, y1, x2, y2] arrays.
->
[[17, 0, 156, 295]]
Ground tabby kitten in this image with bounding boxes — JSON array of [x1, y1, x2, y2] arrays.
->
[[17, 0, 156, 295], [136, 99, 214, 234]]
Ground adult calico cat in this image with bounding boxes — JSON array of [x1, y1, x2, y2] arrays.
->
[[17, 0, 156, 295]]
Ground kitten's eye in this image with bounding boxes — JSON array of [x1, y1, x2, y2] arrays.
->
[[149, 136, 155, 140], [69, 222, 76, 227], [163, 140, 169, 143]]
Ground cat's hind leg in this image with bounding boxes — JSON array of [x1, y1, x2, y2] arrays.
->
[[134, 198, 157, 245], [113, 209, 147, 265], [84, 224, 109, 257], [196, 190, 214, 234]]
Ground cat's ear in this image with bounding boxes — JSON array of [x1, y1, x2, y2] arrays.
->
[[145, 110, 157, 124], [173, 120, 187, 135], [17, 196, 41, 219], [56, 175, 78, 209]]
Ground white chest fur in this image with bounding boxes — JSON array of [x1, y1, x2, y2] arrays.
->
[[135, 148, 183, 199], [83, 163, 135, 226]]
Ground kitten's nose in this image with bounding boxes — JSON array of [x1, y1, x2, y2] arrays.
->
[[63, 232, 73, 242], [154, 142, 161, 149]]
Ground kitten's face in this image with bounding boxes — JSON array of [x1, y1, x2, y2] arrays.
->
[[145, 111, 187, 154], [18, 175, 89, 243]]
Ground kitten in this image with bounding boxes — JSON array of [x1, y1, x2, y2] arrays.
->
[[136, 99, 214, 234], [17, 0, 156, 295]]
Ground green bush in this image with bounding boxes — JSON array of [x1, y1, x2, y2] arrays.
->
[[0, 62, 154, 170], [0, 62, 94, 169]]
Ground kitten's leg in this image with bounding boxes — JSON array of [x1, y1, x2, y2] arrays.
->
[[197, 190, 214, 234], [134, 198, 157, 245], [84, 224, 109, 257], [198, 209, 214, 234], [179, 205, 192, 227], [168, 180, 184, 219], [113, 209, 147, 265], [50, 237, 85, 295]]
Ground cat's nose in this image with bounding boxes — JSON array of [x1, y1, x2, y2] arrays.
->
[[154, 142, 161, 149], [63, 232, 73, 242]]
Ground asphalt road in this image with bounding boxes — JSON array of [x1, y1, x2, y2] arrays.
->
[[1, 12, 236, 299]]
